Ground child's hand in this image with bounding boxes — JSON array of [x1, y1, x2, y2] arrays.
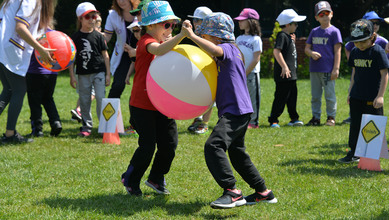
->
[[181, 20, 194, 38], [385, 43, 389, 54], [331, 69, 339, 80], [105, 74, 111, 87], [291, 33, 296, 42], [70, 75, 77, 89], [37, 47, 56, 64], [311, 51, 321, 60], [373, 96, 384, 109], [280, 67, 291, 78]]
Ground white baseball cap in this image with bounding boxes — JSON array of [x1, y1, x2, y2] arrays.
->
[[276, 9, 306, 26], [188, 6, 212, 19], [127, 17, 141, 32], [76, 2, 98, 18]]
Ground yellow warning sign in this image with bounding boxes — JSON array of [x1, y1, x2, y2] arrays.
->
[[102, 102, 115, 121], [361, 120, 380, 143]]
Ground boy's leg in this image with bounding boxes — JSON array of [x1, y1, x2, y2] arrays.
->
[[42, 74, 61, 124], [324, 75, 337, 119], [286, 80, 299, 120], [123, 106, 158, 189], [92, 72, 106, 121], [147, 111, 178, 193], [78, 74, 93, 133], [228, 114, 267, 192], [310, 72, 324, 119], [26, 74, 44, 124], [247, 71, 260, 126], [204, 113, 240, 190], [108, 56, 130, 98], [268, 82, 288, 124]]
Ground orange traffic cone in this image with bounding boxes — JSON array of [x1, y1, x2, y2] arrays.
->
[[103, 128, 120, 145], [357, 157, 382, 171]]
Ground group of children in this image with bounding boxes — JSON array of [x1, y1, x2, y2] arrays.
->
[[1, 0, 388, 210]]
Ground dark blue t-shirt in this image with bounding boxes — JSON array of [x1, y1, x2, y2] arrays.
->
[[348, 44, 389, 101]]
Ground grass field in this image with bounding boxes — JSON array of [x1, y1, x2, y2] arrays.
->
[[1, 74, 389, 219]]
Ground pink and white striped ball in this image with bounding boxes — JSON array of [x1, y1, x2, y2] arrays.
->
[[146, 44, 218, 120]]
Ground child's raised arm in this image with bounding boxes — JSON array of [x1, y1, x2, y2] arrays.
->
[[182, 20, 223, 57], [147, 32, 185, 56]]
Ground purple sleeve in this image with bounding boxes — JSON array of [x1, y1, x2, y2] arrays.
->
[[345, 42, 354, 52], [306, 30, 313, 44], [333, 28, 342, 45]]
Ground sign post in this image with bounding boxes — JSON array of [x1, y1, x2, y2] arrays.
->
[[98, 98, 124, 145]]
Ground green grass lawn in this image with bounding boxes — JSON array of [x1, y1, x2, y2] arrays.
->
[[1, 74, 389, 219]]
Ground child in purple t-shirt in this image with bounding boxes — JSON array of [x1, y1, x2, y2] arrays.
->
[[182, 13, 277, 209], [305, 1, 342, 126]]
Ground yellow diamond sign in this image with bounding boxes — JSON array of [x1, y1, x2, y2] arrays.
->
[[102, 102, 115, 121], [361, 120, 380, 143]]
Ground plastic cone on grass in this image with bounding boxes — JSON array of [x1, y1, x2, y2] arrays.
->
[[103, 128, 120, 145], [357, 157, 382, 171]]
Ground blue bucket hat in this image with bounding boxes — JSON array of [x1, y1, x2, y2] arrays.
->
[[362, 11, 383, 21], [139, 1, 180, 26], [197, 12, 235, 41]]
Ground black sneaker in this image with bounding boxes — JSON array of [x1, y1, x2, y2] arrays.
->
[[307, 117, 320, 126], [121, 178, 142, 196], [338, 155, 360, 163], [50, 121, 62, 137], [187, 118, 203, 132], [145, 179, 170, 194], [245, 190, 278, 205], [210, 189, 246, 209], [1, 131, 33, 144]]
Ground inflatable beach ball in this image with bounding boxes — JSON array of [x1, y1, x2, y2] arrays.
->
[[35, 31, 76, 72], [146, 44, 218, 120]]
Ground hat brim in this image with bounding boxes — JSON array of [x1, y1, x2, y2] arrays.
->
[[80, 10, 98, 18], [139, 15, 181, 26], [233, 16, 248, 21], [349, 35, 372, 43], [385, 17, 389, 24], [315, 9, 332, 16], [292, 15, 306, 23], [188, 15, 202, 19]]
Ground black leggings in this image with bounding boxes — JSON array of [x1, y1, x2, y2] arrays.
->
[[0, 63, 27, 130]]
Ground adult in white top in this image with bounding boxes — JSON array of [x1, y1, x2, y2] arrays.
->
[[104, 0, 137, 98], [0, 0, 56, 143]]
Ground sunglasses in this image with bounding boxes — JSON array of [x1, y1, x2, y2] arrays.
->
[[132, 28, 141, 33], [159, 22, 176, 30], [84, 14, 97, 20], [130, 10, 141, 16], [318, 11, 330, 17], [372, 21, 381, 25]]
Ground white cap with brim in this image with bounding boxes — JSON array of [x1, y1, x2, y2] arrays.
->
[[276, 9, 306, 26], [127, 17, 141, 31], [76, 2, 98, 18], [188, 6, 212, 19], [385, 17, 389, 24]]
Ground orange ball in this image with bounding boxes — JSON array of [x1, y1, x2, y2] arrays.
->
[[35, 31, 76, 72]]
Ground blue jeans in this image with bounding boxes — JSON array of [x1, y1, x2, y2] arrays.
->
[[247, 71, 260, 126]]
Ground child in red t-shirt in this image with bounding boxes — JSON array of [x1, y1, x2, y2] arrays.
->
[[121, 1, 186, 196]]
